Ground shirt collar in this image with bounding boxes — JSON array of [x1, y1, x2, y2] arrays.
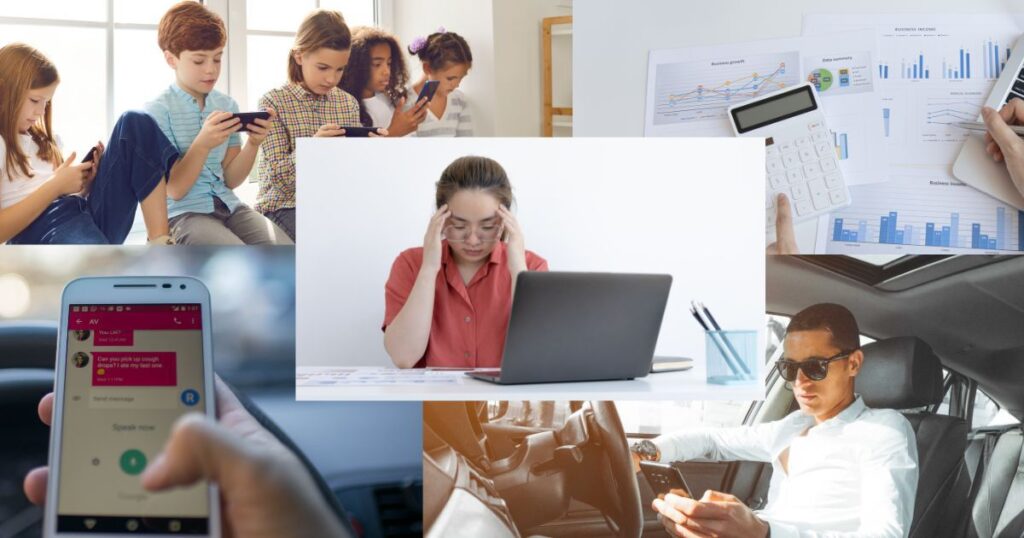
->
[[287, 82, 331, 102], [170, 83, 203, 105], [803, 394, 867, 429], [441, 240, 505, 267]]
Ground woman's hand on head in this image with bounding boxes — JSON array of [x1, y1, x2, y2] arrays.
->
[[497, 205, 527, 275], [422, 204, 451, 274]]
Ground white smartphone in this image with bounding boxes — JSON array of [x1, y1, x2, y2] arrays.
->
[[44, 276, 220, 537]]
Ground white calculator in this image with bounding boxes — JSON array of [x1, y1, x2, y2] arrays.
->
[[727, 82, 851, 233]]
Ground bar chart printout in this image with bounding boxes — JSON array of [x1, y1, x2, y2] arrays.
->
[[823, 174, 1024, 254]]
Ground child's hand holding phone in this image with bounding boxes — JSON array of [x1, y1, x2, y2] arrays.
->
[[195, 111, 242, 150], [387, 96, 428, 137], [51, 153, 95, 196], [241, 107, 276, 146]]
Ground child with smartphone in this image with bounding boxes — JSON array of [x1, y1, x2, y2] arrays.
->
[[405, 29, 474, 137], [0, 43, 177, 244], [256, 10, 388, 241], [339, 26, 428, 137], [145, 1, 291, 245]]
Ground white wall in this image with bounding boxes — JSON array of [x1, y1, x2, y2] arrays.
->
[[574, 0, 1024, 137], [492, 0, 572, 136], [296, 138, 766, 372]]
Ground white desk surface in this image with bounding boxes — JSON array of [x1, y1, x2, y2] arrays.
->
[[295, 366, 765, 402]]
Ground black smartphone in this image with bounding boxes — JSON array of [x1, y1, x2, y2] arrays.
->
[[416, 80, 440, 105], [341, 126, 383, 138], [640, 461, 693, 498], [231, 111, 271, 132], [81, 147, 97, 164]]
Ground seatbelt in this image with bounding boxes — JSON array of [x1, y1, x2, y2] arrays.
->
[[965, 430, 1001, 538]]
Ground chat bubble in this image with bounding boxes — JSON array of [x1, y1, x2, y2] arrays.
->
[[89, 387, 181, 410], [92, 352, 177, 387], [94, 329, 134, 346]]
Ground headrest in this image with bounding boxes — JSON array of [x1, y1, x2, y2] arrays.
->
[[857, 336, 944, 409]]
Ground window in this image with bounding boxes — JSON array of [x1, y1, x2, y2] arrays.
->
[[0, 2, 182, 161], [239, 0, 377, 111], [973, 389, 1020, 428], [487, 401, 752, 437]]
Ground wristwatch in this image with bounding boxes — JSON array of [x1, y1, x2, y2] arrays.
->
[[630, 439, 661, 462]]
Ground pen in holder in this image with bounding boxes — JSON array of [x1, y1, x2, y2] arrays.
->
[[705, 330, 757, 385]]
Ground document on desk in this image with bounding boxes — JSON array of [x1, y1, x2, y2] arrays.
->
[[644, 30, 887, 185], [814, 167, 1024, 255], [804, 14, 1023, 168], [295, 367, 485, 386]]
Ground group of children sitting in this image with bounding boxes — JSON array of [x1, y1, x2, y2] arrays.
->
[[0, 1, 474, 245]]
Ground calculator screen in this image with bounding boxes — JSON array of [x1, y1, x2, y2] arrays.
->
[[732, 85, 816, 133]]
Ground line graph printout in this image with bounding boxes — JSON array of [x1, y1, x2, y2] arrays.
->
[[815, 169, 1024, 255], [652, 52, 799, 127], [645, 31, 887, 185], [804, 14, 1022, 166]]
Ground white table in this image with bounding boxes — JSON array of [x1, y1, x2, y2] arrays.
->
[[295, 366, 765, 402]]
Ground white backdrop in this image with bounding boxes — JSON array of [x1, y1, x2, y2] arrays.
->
[[296, 138, 766, 373]]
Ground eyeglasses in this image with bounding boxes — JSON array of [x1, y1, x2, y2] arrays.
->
[[444, 223, 502, 243], [774, 350, 854, 382]]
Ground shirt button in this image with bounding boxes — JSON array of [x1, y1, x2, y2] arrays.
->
[[464, 316, 472, 323]]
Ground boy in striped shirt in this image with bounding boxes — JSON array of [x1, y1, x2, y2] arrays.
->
[[144, 1, 291, 245]]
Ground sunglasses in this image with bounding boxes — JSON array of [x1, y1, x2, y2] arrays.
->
[[774, 350, 854, 382]]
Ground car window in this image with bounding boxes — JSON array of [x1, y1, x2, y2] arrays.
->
[[973, 390, 1020, 428], [487, 401, 752, 436]]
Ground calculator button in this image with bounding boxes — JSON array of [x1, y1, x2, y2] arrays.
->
[[795, 136, 811, 147], [791, 183, 809, 200], [795, 199, 814, 216], [767, 158, 784, 173], [783, 154, 801, 169], [815, 142, 833, 157], [812, 131, 829, 143], [799, 148, 816, 163], [779, 141, 796, 154], [807, 121, 825, 132], [829, 189, 849, 205], [809, 179, 829, 209], [786, 169, 804, 183], [766, 193, 775, 209], [824, 172, 843, 189], [766, 145, 780, 157], [820, 158, 839, 173], [769, 174, 787, 189], [803, 162, 823, 178]]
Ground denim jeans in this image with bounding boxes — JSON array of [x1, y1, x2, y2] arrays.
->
[[8, 111, 178, 244]]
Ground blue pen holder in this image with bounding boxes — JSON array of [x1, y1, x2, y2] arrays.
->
[[706, 330, 757, 385]]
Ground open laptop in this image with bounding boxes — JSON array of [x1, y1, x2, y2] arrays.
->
[[952, 34, 1024, 209], [467, 271, 672, 385]]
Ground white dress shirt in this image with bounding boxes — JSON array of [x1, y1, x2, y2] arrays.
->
[[653, 396, 918, 538]]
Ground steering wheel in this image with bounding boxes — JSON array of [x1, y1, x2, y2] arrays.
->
[[586, 401, 643, 538]]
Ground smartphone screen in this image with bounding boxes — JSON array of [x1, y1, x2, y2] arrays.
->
[[55, 303, 209, 534]]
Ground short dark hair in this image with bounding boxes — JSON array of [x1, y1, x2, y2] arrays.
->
[[786, 303, 860, 352]]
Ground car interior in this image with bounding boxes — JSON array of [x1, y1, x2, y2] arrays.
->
[[0, 320, 423, 538], [421, 255, 1024, 538]]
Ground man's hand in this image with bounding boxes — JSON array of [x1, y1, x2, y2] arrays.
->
[[652, 490, 769, 538]]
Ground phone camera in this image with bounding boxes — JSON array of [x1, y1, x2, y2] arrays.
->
[[180, 284, 186, 289], [162, 283, 171, 289]]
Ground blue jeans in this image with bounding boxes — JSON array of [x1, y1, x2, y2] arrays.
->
[[8, 111, 179, 244]]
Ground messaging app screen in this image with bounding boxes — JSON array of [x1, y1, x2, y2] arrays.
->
[[56, 304, 209, 534]]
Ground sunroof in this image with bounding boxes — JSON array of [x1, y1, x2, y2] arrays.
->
[[795, 255, 952, 286]]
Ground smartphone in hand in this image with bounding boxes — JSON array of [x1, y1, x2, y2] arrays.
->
[[44, 277, 220, 537], [640, 461, 693, 499]]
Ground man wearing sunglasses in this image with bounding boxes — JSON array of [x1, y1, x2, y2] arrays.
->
[[635, 303, 918, 537]]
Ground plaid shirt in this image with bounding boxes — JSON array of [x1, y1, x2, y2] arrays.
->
[[256, 83, 360, 214]]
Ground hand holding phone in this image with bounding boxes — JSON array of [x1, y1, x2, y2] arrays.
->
[[640, 461, 693, 499], [44, 277, 220, 537], [416, 80, 440, 106], [231, 111, 272, 133], [340, 126, 385, 138]]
